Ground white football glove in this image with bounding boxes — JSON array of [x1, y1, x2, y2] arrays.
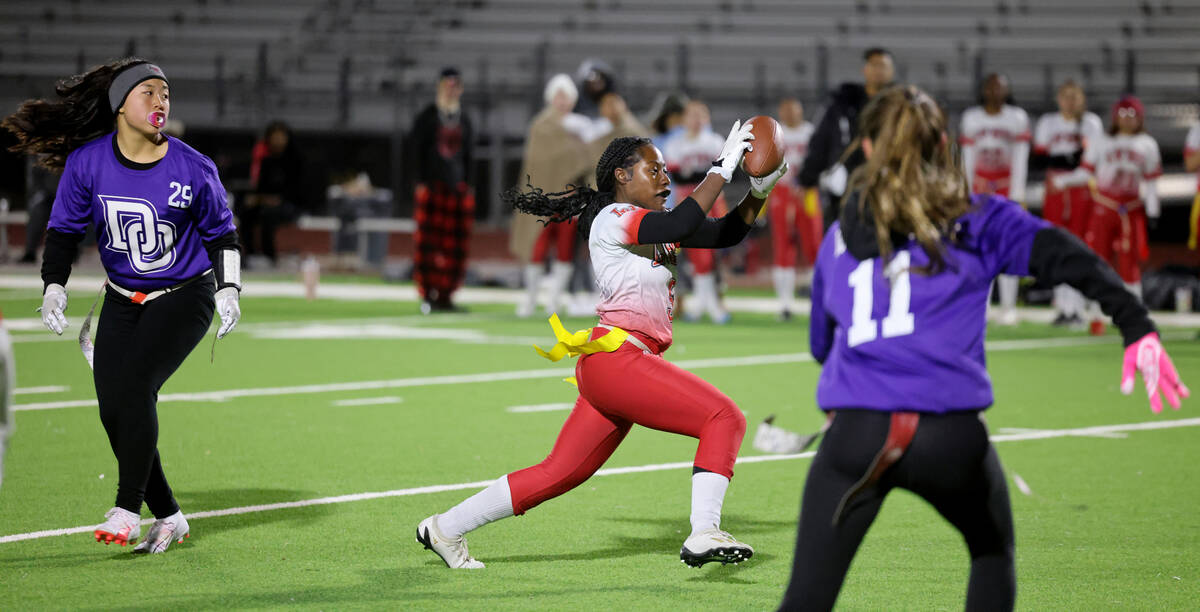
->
[[707, 120, 755, 183], [748, 161, 790, 199], [215, 287, 241, 339], [38, 283, 68, 335]]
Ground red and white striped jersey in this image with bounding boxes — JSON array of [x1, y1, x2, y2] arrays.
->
[[780, 121, 815, 186], [1033, 111, 1103, 158], [1082, 132, 1161, 204], [663, 130, 724, 183], [589, 203, 679, 349], [960, 105, 1031, 198], [1185, 124, 1200, 192]]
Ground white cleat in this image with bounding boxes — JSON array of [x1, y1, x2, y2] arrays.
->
[[680, 527, 753, 567], [134, 510, 190, 554], [94, 507, 141, 547], [997, 309, 1019, 326], [416, 514, 485, 569]]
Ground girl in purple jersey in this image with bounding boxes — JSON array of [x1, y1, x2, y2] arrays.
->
[[3, 58, 243, 553], [776, 85, 1188, 611]]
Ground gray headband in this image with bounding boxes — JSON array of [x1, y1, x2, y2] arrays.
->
[[108, 63, 168, 113]]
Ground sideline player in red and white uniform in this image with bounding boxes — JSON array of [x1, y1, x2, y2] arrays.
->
[[1033, 80, 1104, 326], [960, 73, 1030, 325], [663, 100, 729, 323], [768, 98, 819, 320], [1056, 95, 1161, 314], [1185, 122, 1200, 250], [416, 124, 790, 569]]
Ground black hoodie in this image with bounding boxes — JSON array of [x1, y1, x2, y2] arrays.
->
[[797, 82, 870, 190]]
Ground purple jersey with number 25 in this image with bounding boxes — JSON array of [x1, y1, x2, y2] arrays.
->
[[47, 133, 235, 292], [810, 195, 1049, 413]]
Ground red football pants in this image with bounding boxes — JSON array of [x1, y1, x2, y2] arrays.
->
[[769, 184, 823, 268], [531, 218, 577, 263], [1042, 174, 1092, 240], [1085, 203, 1148, 283], [675, 183, 726, 274], [507, 336, 746, 515]]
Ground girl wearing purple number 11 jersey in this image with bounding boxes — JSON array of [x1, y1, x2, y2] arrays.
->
[[776, 85, 1188, 611], [3, 58, 243, 553]]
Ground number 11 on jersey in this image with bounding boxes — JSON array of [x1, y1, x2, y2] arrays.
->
[[847, 251, 915, 347]]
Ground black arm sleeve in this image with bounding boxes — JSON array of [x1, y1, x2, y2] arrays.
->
[[1027, 227, 1156, 346], [1046, 153, 1081, 171], [797, 109, 838, 188], [41, 229, 84, 290], [634, 198, 706, 244], [202, 231, 242, 291], [680, 211, 754, 249]]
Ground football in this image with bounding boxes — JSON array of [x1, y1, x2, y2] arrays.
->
[[741, 115, 785, 178]]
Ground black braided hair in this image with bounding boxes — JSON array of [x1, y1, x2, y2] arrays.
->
[[503, 136, 652, 238]]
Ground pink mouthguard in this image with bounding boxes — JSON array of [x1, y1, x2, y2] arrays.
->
[[147, 111, 167, 128]]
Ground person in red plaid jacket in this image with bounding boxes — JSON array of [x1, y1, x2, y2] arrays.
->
[[409, 67, 475, 313]]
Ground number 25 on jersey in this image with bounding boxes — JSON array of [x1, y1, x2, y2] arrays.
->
[[847, 251, 915, 347]]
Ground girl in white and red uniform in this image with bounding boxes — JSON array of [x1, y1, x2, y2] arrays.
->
[[768, 97, 819, 319], [1056, 95, 1161, 311], [663, 100, 729, 323], [417, 125, 789, 570], [960, 74, 1030, 325], [1034, 80, 1104, 326]]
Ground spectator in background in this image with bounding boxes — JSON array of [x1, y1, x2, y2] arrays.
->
[[960, 73, 1030, 326], [1055, 95, 1162, 331], [1185, 119, 1200, 250], [1033, 80, 1103, 327], [17, 161, 58, 264], [512, 74, 592, 318], [769, 97, 818, 320], [798, 48, 894, 231], [410, 67, 475, 313], [241, 120, 304, 266], [647, 92, 689, 211], [573, 58, 617, 118], [664, 100, 728, 323]]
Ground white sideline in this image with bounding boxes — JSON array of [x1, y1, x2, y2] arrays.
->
[[1, 416, 1197, 545], [11, 334, 1146, 413]]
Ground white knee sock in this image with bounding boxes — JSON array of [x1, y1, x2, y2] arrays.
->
[[998, 275, 1018, 310], [438, 475, 515, 539], [691, 273, 715, 317], [689, 471, 730, 534], [773, 267, 796, 312], [519, 264, 541, 316], [547, 261, 573, 314]]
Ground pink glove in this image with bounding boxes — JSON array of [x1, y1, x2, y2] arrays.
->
[[1121, 332, 1189, 413]]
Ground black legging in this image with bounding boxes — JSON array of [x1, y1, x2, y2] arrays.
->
[[779, 409, 1015, 612], [92, 276, 214, 518]]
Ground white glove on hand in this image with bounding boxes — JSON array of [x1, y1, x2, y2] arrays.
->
[[748, 161, 790, 199], [39, 283, 68, 335], [819, 163, 848, 197], [707, 120, 755, 183], [215, 287, 241, 339]]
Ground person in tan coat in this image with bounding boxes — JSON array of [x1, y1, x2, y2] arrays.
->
[[512, 74, 593, 317]]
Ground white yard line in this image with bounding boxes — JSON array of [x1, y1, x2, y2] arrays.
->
[[507, 403, 575, 413], [331, 396, 405, 407], [2, 416, 1197, 545], [9, 334, 1164, 413], [995, 427, 1128, 439], [13, 385, 70, 395]]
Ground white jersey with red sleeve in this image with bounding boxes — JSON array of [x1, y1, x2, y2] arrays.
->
[[1082, 132, 1162, 211], [780, 121, 815, 185], [959, 105, 1031, 199], [1186, 124, 1200, 192], [663, 130, 724, 184], [1033, 111, 1103, 159], [589, 202, 680, 349]]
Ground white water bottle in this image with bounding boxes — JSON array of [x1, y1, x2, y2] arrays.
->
[[301, 255, 320, 301]]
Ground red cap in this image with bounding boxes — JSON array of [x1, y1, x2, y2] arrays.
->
[[1111, 94, 1144, 126]]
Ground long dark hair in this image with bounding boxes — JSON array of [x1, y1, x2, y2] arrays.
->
[[844, 85, 970, 273], [503, 136, 651, 238], [1, 57, 150, 170]]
